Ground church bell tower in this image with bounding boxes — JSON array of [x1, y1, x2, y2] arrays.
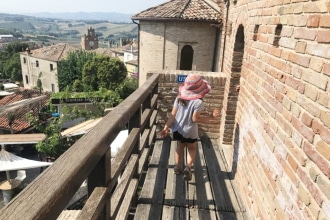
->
[[82, 27, 99, 50]]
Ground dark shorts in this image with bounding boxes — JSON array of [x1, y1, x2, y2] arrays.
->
[[173, 131, 197, 143]]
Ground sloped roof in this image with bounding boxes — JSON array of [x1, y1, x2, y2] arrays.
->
[[93, 48, 112, 57], [21, 43, 79, 62], [132, 0, 221, 23], [0, 133, 46, 144], [61, 117, 103, 137], [0, 89, 50, 133]]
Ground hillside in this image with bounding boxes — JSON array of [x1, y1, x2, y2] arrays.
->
[[0, 13, 137, 47]]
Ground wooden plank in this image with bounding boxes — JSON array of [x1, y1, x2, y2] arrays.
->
[[140, 128, 150, 151], [57, 210, 81, 219], [111, 128, 140, 189], [0, 133, 46, 144], [116, 179, 138, 220], [164, 140, 186, 207], [186, 147, 196, 209], [150, 94, 158, 110], [149, 120, 157, 146], [134, 204, 162, 220], [138, 147, 150, 176], [149, 109, 158, 128], [111, 155, 138, 218], [201, 137, 242, 213], [138, 137, 170, 204], [141, 108, 152, 130], [210, 140, 246, 220], [76, 187, 107, 220], [162, 206, 189, 220], [216, 210, 242, 220], [188, 141, 215, 210], [189, 208, 217, 220]]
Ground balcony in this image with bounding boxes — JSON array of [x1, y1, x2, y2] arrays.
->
[[0, 73, 246, 219]]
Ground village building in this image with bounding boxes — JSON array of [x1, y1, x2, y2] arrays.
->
[[19, 43, 77, 93], [132, 0, 221, 85], [0, 89, 50, 134], [19, 27, 138, 93]]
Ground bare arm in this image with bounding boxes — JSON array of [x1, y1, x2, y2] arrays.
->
[[192, 108, 220, 123], [160, 107, 178, 138]]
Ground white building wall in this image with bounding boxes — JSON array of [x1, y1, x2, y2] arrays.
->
[[20, 53, 59, 92]]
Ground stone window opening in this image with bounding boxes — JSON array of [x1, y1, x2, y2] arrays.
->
[[179, 45, 194, 70], [36, 60, 39, 67], [273, 24, 282, 47], [253, 24, 259, 41], [25, 75, 29, 84]]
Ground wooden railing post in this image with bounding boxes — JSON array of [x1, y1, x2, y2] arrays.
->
[[87, 147, 111, 219]]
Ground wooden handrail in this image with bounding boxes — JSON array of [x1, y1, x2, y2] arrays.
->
[[0, 74, 159, 220]]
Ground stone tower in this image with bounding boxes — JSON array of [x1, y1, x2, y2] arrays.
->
[[81, 27, 99, 50]]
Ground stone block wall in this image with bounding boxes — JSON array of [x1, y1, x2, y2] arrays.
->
[[220, 0, 330, 219], [139, 21, 218, 86], [152, 71, 226, 139]]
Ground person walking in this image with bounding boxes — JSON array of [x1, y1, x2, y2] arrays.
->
[[160, 73, 220, 181]]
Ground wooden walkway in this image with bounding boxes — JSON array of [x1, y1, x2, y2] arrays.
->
[[135, 136, 247, 220]]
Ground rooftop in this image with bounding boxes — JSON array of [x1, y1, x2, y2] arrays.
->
[[0, 89, 50, 133], [132, 0, 221, 23], [21, 43, 78, 62]]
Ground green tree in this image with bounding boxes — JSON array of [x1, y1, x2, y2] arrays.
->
[[82, 55, 127, 91], [115, 76, 138, 99], [3, 53, 22, 81], [82, 59, 99, 91], [5, 42, 29, 54], [0, 42, 28, 80], [26, 103, 98, 159], [72, 79, 84, 92], [57, 50, 95, 91], [98, 57, 127, 90]]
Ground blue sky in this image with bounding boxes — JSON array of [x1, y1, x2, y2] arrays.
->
[[0, 0, 168, 14]]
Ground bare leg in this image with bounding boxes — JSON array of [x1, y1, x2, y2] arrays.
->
[[186, 142, 197, 168], [175, 141, 185, 169]]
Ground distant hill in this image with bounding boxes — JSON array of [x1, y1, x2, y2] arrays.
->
[[0, 12, 137, 47], [23, 12, 133, 23]]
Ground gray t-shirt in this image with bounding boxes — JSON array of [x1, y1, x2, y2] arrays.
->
[[171, 97, 204, 139]]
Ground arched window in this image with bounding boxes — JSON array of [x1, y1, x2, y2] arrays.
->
[[180, 45, 194, 70]]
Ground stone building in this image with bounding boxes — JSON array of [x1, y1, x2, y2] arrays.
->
[[132, 0, 222, 85], [134, 0, 330, 219], [20, 43, 77, 92], [19, 28, 103, 92]]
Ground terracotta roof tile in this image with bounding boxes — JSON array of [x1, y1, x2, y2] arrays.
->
[[93, 48, 112, 57], [132, 0, 221, 23], [21, 43, 79, 62], [0, 89, 50, 133]]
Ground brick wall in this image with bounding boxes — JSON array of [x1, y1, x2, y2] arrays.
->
[[153, 71, 226, 139], [222, 0, 330, 219]]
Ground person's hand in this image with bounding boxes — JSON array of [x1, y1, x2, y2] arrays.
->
[[160, 129, 168, 138], [211, 109, 220, 118]]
